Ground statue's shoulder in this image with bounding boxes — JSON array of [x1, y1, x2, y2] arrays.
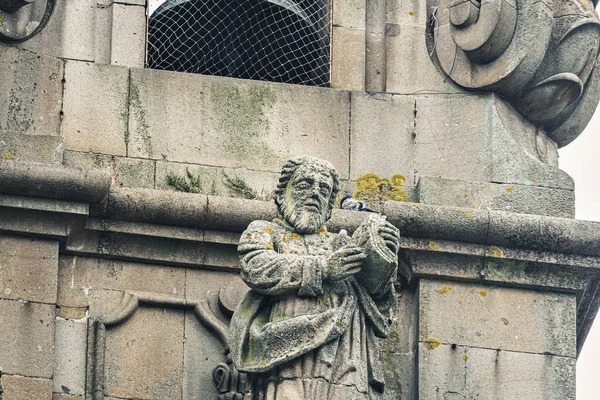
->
[[240, 219, 286, 242]]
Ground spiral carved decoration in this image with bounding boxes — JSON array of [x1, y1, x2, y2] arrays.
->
[[432, 0, 600, 147]]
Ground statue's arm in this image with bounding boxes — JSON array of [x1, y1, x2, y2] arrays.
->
[[237, 221, 325, 297]]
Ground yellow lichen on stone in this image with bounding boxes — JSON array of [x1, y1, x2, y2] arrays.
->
[[489, 246, 504, 257], [266, 241, 274, 249], [506, 187, 513, 193], [479, 289, 488, 297], [285, 232, 301, 241], [4, 153, 15, 159], [265, 226, 273, 234], [462, 353, 470, 361], [437, 285, 452, 295], [317, 226, 327, 238], [422, 338, 442, 351], [353, 172, 408, 206], [428, 241, 443, 251]]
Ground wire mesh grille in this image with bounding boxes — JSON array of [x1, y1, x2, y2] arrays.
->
[[147, 0, 330, 87]]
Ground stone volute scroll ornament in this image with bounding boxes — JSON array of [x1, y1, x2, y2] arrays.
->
[[228, 156, 402, 399], [429, 0, 600, 146], [0, 0, 55, 43]]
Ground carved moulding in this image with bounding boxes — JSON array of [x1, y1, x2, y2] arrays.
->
[[430, 0, 600, 147], [86, 286, 251, 400], [0, 0, 55, 43]]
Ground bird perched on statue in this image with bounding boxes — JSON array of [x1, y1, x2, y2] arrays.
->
[[340, 194, 376, 212]]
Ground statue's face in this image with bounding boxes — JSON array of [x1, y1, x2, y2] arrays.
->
[[283, 163, 333, 234]]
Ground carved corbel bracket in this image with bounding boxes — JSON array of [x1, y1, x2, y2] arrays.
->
[[0, 0, 55, 43], [430, 0, 600, 147]]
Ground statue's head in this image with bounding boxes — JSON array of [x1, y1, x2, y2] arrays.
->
[[274, 156, 340, 234]]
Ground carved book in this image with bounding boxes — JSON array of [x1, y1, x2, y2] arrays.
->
[[352, 214, 398, 294]]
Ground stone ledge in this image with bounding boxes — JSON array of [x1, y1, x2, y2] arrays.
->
[[0, 162, 598, 257], [1, 162, 600, 354], [0, 161, 111, 204]]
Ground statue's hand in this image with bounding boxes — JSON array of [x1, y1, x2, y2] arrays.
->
[[324, 245, 366, 281], [378, 221, 400, 255]]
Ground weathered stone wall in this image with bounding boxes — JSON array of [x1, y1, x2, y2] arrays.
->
[[0, 1, 597, 399], [0, 45, 573, 217]]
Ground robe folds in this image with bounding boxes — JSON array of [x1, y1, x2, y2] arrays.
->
[[229, 219, 395, 399]]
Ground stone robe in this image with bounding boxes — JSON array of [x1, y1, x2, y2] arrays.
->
[[229, 219, 395, 399]]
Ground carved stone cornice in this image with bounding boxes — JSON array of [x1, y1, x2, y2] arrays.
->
[[1, 161, 599, 354], [430, 0, 600, 147]]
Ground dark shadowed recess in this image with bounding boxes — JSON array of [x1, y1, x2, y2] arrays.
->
[[147, 0, 330, 87]]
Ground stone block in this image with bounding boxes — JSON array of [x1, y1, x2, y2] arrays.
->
[[350, 93, 415, 184], [417, 176, 575, 218], [73, 257, 185, 297], [331, 27, 366, 91], [333, 0, 366, 29], [62, 61, 129, 156], [94, 2, 113, 64], [378, 286, 418, 400], [155, 160, 280, 199], [53, 318, 87, 396], [57, 256, 88, 309], [62, 151, 114, 173], [0, 46, 63, 136], [18, 0, 96, 62], [104, 307, 184, 399], [386, 25, 462, 95], [114, 157, 155, 189], [185, 269, 243, 302], [0, 236, 59, 303], [365, 33, 386, 92], [110, 4, 146, 68], [183, 311, 225, 400], [0, 299, 55, 377], [419, 280, 577, 357], [1, 375, 52, 400], [414, 94, 574, 189], [0, 132, 62, 163], [387, 0, 427, 27], [128, 68, 351, 177], [53, 395, 83, 400], [87, 288, 126, 320], [419, 344, 575, 400]]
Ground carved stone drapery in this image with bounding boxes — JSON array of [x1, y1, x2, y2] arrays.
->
[[430, 0, 600, 147]]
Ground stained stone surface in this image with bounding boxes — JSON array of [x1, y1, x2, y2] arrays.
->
[[417, 176, 575, 218], [1, 375, 53, 400], [53, 318, 87, 396], [72, 257, 186, 297], [127, 68, 351, 177], [419, 280, 577, 357], [0, 299, 56, 377], [0, 46, 63, 137], [62, 61, 129, 156], [419, 344, 576, 400], [104, 307, 185, 399], [0, 236, 59, 303]]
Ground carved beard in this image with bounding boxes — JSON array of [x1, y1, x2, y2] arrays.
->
[[284, 202, 326, 234]]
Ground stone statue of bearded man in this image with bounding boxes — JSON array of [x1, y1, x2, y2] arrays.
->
[[229, 156, 400, 400]]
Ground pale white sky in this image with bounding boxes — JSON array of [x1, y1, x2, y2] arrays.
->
[[559, 108, 600, 399]]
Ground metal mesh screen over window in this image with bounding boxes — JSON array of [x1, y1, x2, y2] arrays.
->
[[147, 0, 330, 87]]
